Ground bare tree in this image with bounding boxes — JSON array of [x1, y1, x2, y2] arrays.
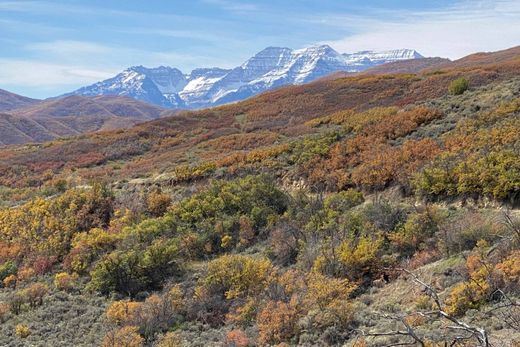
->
[[359, 268, 490, 347]]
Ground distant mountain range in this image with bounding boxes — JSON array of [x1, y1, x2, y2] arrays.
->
[[2, 45, 520, 146], [66, 45, 423, 109]]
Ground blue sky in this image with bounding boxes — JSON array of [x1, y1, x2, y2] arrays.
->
[[1, 0, 519, 98]]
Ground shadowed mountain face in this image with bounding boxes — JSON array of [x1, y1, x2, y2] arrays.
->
[[65, 45, 423, 109], [0, 88, 40, 112], [0, 95, 170, 145]]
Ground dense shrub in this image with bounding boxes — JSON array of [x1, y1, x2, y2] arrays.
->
[[106, 300, 143, 325], [337, 236, 384, 280], [448, 77, 469, 95], [197, 254, 273, 300], [89, 240, 182, 296], [146, 190, 172, 217], [65, 227, 122, 274], [0, 261, 17, 284], [89, 251, 146, 296], [15, 324, 31, 338], [169, 175, 288, 256], [0, 184, 114, 261], [101, 326, 144, 347], [257, 300, 299, 345]]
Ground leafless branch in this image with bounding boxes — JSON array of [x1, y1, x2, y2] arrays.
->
[[388, 267, 490, 347]]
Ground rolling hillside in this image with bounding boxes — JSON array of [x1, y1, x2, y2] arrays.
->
[[0, 95, 171, 145], [0, 89, 39, 112], [0, 46, 518, 347], [0, 46, 518, 186]]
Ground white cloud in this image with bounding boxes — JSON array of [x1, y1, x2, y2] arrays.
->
[[319, 0, 520, 59], [202, 0, 259, 13], [0, 59, 117, 88], [27, 40, 112, 55], [0, 44, 234, 92]]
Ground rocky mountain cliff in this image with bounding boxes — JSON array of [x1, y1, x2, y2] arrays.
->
[[66, 45, 423, 109]]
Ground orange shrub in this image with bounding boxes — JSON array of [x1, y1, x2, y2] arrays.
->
[[16, 267, 35, 282], [226, 329, 249, 347], [257, 301, 299, 345], [496, 251, 520, 290], [22, 283, 48, 308], [0, 302, 9, 323], [0, 242, 22, 263], [3, 274, 16, 288]]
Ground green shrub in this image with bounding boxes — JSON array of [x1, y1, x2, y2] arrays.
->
[[89, 240, 182, 296], [0, 261, 17, 283], [89, 251, 146, 296], [141, 240, 182, 288], [448, 78, 469, 95], [324, 189, 364, 213], [170, 175, 288, 256]]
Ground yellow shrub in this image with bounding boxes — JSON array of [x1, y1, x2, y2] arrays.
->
[[445, 280, 489, 316], [15, 324, 31, 338], [303, 271, 355, 329], [304, 271, 355, 311], [227, 297, 257, 325], [54, 272, 76, 291], [337, 236, 384, 278], [156, 332, 184, 347], [199, 254, 273, 300], [106, 300, 143, 325], [167, 285, 185, 312], [3, 274, 16, 288], [100, 326, 144, 347]]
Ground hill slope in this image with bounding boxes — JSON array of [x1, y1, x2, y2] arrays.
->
[[0, 46, 518, 347], [1, 45, 518, 183], [0, 95, 169, 145], [0, 89, 40, 112]]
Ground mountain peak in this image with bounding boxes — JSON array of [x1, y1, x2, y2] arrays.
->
[[297, 44, 336, 53], [254, 46, 292, 55], [67, 45, 425, 109]]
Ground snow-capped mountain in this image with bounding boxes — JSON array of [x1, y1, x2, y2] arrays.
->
[[66, 45, 423, 109]]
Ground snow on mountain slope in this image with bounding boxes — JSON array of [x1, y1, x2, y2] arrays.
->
[[67, 45, 424, 109]]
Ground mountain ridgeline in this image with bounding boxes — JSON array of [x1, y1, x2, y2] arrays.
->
[[65, 45, 423, 109]]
